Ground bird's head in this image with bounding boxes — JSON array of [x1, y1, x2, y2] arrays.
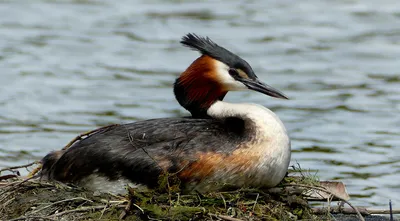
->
[[174, 33, 288, 117]]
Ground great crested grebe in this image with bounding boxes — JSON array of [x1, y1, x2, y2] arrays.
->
[[40, 33, 291, 193]]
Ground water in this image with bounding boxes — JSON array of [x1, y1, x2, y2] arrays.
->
[[1, 0, 399, 208]]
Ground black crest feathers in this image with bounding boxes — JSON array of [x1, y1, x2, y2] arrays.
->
[[181, 34, 221, 55], [180, 33, 235, 62], [180, 33, 255, 79]]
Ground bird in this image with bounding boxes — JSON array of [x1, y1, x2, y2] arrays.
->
[[40, 33, 291, 194]]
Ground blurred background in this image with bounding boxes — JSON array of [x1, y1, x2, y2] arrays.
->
[[0, 0, 399, 208]]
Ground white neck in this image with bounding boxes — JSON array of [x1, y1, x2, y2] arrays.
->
[[207, 100, 288, 139]]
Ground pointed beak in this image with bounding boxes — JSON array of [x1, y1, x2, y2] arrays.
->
[[240, 78, 289, 99]]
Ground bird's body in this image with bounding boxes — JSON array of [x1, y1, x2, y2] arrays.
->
[[40, 34, 291, 193]]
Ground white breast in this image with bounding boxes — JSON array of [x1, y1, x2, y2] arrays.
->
[[207, 101, 291, 187]]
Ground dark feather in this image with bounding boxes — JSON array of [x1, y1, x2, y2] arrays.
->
[[41, 117, 248, 189], [180, 33, 226, 59], [180, 33, 256, 79]]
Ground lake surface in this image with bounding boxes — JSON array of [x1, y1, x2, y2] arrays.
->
[[1, 0, 399, 208]]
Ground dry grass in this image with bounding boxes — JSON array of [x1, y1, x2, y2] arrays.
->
[[1, 162, 381, 221], [0, 162, 323, 221]]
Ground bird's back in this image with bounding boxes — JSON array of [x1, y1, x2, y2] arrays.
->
[[41, 117, 247, 192]]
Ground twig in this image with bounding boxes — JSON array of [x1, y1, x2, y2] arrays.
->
[[208, 213, 244, 221], [369, 208, 400, 214], [312, 207, 368, 215], [6, 125, 119, 180], [28, 164, 42, 178], [124, 126, 159, 168], [1, 176, 35, 191], [176, 193, 181, 206], [0, 174, 18, 181], [124, 126, 180, 206], [0, 197, 15, 215], [119, 197, 132, 220], [132, 203, 144, 214], [62, 124, 119, 151], [7, 215, 56, 221], [99, 200, 109, 220], [0, 191, 14, 205], [196, 191, 202, 207], [0, 176, 55, 205], [312, 206, 400, 215], [284, 184, 365, 221], [0, 161, 39, 174], [390, 200, 393, 221], [327, 194, 333, 218], [28, 197, 93, 215], [252, 193, 259, 212], [48, 205, 125, 218], [0, 181, 19, 186], [220, 193, 227, 209]]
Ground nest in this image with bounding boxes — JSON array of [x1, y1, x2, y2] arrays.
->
[[0, 162, 379, 221], [0, 128, 390, 221]]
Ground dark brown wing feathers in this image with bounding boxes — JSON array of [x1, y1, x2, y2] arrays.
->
[[41, 117, 247, 188]]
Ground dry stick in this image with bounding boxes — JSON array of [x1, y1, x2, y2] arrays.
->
[[27, 164, 42, 178], [0, 191, 14, 205], [99, 201, 109, 220], [124, 127, 174, 205], [119, 197, 133, 220], [390, 200, 394, 221], [313, 207, 400, 215], [0, 197, 15, 215], [220, 193, 227, 210], [125, 126, 191, 184], [208, 213, 244, 221], [358, 209, 400, 214], [48, 205, 126, 218], [132, 203, 144, 214], [118, 200, 144, 220], [1, 197, 15, 208], [0, 161, 39, 174], [125, 126, 181, 206], [1, 175, 54, 194], [0, 174, 18, 181], [124, 125, 174, 197], [252, 193, 259, 212], [3, 125, 130, 220], [125, 124, 194, 195], [125, 128, 159, 168], [284, 184, 365, 221], [26, 124, 120, 178], [7, 215, 56, 221], [62, 124, 120, 151], [28, 197, 93, 215], [196, 192, 202, 207], [327, 193, 333, 219], [0, 179, 69, 206], [1, 175, 35, 190], [0, 181, 19, 187]]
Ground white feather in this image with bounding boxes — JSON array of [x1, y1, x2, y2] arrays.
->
[[206, 101, 291, 188], [213, 60, 248, 91]]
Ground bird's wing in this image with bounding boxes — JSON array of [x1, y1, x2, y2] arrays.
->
[[42, 117, 246, 187]]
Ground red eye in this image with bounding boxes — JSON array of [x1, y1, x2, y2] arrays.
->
[[228, 68, 240, 78]]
